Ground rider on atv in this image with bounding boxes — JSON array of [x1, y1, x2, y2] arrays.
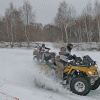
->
[[33, 44, 41, 55], [39, 44, 50, 62], [55, 44, 75, 79], [35, 43, 41, 50], [40, 44, 50, 51], [34, 43, 49, 54]]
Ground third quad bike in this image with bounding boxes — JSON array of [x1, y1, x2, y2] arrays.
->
[[33, 48, 56, 64], [40, 55, 100, 96]]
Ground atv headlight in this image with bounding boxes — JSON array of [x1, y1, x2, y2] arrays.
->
[[88, 71, 93, 75]]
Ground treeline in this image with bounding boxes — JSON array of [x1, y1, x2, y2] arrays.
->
[[0, 0, 100, 47]]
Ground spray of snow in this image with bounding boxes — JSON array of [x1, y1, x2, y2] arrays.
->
[[0, 48, 70, 94], [28, 63, 70, 94]]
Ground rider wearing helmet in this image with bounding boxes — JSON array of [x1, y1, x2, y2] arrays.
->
[[39, 44, 50, 62], [59, 43, 74, 62], [40, 44, 50, 51], [55, 43, 74, 80], [35, 43, 41, 50], [66, 44, 73, 55]]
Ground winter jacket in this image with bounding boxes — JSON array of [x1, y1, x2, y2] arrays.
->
[[39, 46, 50, 51], [59, 47, 72, 62]]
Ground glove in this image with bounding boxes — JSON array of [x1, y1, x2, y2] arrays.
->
[[65, 53, 73, 60], [72, 54, 77, 60], [68, 55, 73, 60]]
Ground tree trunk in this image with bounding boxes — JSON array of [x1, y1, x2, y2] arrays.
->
[[98, 18, 100, 42], [65, 24, 68, 43], [11, 16, 14, 48], [85, 18, 88, 42], [25, 25, 30, 47]]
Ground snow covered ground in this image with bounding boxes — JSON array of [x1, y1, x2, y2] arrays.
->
[[0, 44, 100, 100]]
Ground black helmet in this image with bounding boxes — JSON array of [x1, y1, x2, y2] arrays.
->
[[42, 44, 45, 47], [67, 44, 73, 51]]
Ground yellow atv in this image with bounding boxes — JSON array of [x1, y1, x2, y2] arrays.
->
[[43, 55, 100, 96]]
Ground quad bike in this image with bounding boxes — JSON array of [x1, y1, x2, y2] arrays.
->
[[33, 49, 41, 62], [33, 48, 56, 64], [40, 55, 100, 96]]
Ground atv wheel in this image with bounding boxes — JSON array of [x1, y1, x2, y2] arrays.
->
[[70, 77, 91, 96], [91, 77, 100, 90], [51, 56, 55, 63], [33, 56, 38, 62]]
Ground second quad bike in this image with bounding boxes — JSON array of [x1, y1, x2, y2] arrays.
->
[[33, 48, 56, 64], [40, 55, 100, 96]]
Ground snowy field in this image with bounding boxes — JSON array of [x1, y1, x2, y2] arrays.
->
[[0, 44, 100, 100]]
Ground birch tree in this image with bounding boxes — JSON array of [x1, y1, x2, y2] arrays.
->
[[54, 1, 75, 43], [21, 1, 35, 47], [81, 1, 93, 42], [4, 2, 16, 47], [94, 0, 100, 42]]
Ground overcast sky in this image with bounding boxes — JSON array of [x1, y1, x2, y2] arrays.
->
[[0, 0, 99, 25]]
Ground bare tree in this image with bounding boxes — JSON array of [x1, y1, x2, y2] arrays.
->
[[81, 1, 93, 42], [4, 2, 16, 47], [21, 1, 35, 47], [54, 1, 75, 43], [94, 0, 100, 42]]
